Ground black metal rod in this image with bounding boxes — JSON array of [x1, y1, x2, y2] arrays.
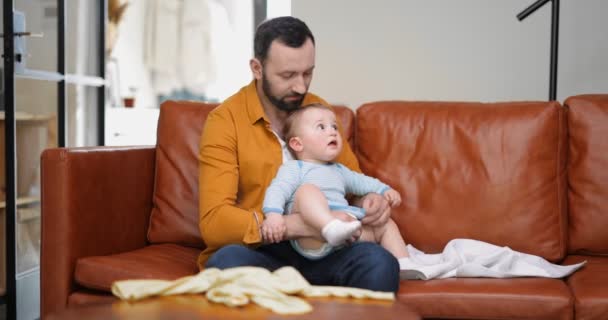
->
[[58, 0, 67, 147], [517, 0, 559, 101], [549, 0, 559, 101], [253, 0, 267, 30], [517, 0, 551, 21], [98, 0, 107, 146], [2, 1, 17, 319]]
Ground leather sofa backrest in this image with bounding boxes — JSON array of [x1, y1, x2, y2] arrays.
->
[[148, 100, 355, 248], [148, 101, 218, 248], [564, 94, 608, 255], [334, 105, 356, 151], [356, 101, 568, 262]]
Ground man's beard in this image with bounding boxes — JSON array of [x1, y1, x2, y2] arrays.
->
[[262, 75, 305, 112]]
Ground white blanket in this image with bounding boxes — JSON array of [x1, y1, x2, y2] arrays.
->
[[399, 239, 586, 280]]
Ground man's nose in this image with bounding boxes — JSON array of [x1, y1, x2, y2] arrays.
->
[[291, 76, 306, 95]]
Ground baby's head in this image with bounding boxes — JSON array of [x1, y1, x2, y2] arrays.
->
[[283, 104, 343, 163]]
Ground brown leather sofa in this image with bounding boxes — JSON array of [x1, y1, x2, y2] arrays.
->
[[40, 95, 608, 319]]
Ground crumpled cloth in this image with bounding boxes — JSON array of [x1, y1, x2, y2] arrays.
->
[[399, 238, 587, 280], [112, 266, 394, 315]]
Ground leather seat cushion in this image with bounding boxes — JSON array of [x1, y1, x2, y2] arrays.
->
[[75, 244, 200, 292], [67, 291, 117, 307], [564, 255, 608, 320], [398, 277, 572, 320]]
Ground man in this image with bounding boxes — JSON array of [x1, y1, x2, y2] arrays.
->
[[198, 16, 399, 292]]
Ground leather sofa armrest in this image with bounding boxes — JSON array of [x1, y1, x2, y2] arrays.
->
[[40, 146, 155, 318]]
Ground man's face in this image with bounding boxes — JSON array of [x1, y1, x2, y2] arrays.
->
[[258, 38, 315, 112]]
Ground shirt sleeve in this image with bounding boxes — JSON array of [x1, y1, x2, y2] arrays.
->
[[262, 161, 301, 215], [198, 108, 262, 250], [336, 163, 390, 196]]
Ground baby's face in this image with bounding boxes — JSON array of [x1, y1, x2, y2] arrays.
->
[[295, 108, 343, 163]]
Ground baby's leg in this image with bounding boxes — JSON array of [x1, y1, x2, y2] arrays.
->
[[291, 184, 361, 248], [296, 210, 360, 251], [359, 218, 408, 258]]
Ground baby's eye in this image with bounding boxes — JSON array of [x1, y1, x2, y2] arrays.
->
[[332, 124, 338, 130], [317, 124, 325, 130]]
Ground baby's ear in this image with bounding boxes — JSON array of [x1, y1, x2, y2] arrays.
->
[[288, 137, 304, 152]]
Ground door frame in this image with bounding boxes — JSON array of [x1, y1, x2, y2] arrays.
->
[[2, 1, 106, 318]]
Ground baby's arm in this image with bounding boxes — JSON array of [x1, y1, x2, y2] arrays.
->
[[337, 163, 402, 213], [262, 161, 301, 242], [262, 162, 300, 214], [337, 163, 391, 197]]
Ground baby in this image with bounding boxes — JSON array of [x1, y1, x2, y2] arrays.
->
[[262, 104, 409, 260]]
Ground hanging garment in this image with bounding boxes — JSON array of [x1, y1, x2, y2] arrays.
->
[[143, 0, 233, 96]]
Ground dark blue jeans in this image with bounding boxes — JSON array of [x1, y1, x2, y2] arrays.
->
[[206, 241, 399, 293]]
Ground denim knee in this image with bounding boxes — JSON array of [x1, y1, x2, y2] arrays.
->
[[205, 244, 253, 269], [344, 242, 400, 292]]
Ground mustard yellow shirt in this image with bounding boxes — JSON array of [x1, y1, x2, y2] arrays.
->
[[197, 80, 360, 268]]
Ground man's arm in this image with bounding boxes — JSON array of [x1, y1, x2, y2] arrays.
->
[[198, 109, 261, 250]]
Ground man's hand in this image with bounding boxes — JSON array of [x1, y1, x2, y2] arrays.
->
[[357, 193, 391, 227], [261, 213, 286, 243], [384, 189, 402, 207]]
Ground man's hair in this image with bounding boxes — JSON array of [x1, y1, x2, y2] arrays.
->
[[283, 103, 333, 145], [254, 16, 315, 63]]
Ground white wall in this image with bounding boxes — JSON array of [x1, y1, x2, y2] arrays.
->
[[292, 0, 608, 108]]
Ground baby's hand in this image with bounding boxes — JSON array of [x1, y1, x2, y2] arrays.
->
[[262, 213, 286, 244], [384, 189, 402, 207]]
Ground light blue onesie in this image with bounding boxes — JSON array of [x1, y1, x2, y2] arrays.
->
[[262, 160, 390, 259]]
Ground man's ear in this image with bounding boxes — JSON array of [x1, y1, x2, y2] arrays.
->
[[289, 137, 304, 152], [250, 58, 263, 80]]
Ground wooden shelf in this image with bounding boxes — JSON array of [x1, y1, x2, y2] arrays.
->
[[0, 197, 40, 224], [0, 111, 54, 122], [0, 196, 40, 209]]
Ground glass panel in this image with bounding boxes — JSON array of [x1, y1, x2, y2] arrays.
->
[[67, 84, 99, 147], [14, 78, 57, 277], [14, 0, 58, 73], [66, 1, 100, 76], [9, 75, 56, 320]]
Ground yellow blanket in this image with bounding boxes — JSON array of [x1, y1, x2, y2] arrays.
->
[[111, 266, 394, 314]]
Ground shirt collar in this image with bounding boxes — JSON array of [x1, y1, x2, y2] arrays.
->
[[245, 80, 267, 125]]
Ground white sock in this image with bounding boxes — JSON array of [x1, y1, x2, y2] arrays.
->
[[321, 219, 361, 246]]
